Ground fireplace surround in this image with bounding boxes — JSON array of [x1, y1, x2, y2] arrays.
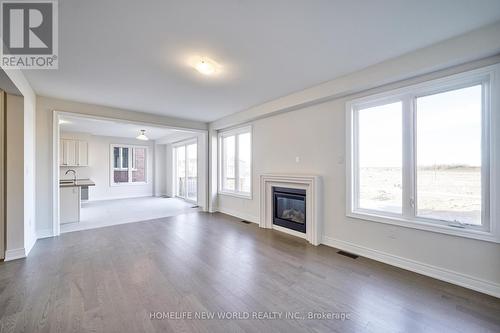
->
[[260, 174, 322, 245]]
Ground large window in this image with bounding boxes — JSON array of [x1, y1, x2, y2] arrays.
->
[[173, 140, 197, 202], [219, 126, 252, 197], [111, 145, 147, 185], [358, 101, 403, 214], [346, 65, 499, 242]]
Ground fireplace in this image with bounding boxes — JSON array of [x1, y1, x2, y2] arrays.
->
[[273, 187, 306, 233]]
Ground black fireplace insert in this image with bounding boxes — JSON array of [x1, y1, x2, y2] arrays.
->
[[273, 187, 306, 233]]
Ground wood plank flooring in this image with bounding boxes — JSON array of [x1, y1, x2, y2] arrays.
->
[[0, 212, 499, 333]]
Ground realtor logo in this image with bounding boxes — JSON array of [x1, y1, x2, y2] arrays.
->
[[1, 0, 58, 69]]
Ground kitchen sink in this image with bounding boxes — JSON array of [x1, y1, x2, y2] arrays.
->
[[60, 180, 75, 185]]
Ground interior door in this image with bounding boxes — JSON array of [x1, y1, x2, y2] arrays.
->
[[0, 90, 5, 259]]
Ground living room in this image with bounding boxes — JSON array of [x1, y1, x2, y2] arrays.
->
[[0, 1, 499, 332]]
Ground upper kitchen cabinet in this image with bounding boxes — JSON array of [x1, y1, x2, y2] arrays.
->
[[60, 139, 89, 166], [77, 140, 88, 166]]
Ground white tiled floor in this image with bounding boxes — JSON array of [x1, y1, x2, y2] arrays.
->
[[61, 196, 199, 233]]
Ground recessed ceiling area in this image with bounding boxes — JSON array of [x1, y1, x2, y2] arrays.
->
[[59, 114, 196, 142], [25, 0, 500, 122]]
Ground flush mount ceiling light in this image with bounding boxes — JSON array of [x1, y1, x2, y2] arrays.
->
[[136, 129, 149, 141], [194, 58, 216, 75]]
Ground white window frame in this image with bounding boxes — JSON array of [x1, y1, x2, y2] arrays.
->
[[110, 144, 148, 186], [346, 64, 500, 243], [172, 138, 198, 203], [218, 125, 252, 199]]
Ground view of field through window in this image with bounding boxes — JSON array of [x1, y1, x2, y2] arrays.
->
[[358, 102, 403, 214], [416, 85, 482, 225], [357, 85, 482, 225]]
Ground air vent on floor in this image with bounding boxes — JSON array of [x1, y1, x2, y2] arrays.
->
[[240, 220, 251, 224], [191, 205, 199, 208], [337, 250, 359, 259]]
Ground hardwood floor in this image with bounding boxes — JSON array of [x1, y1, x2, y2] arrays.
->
[[0, 212, 499, 333]]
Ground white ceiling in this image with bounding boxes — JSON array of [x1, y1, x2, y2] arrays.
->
[[24, 0, 500, 122], [59, 114, 194, 141]]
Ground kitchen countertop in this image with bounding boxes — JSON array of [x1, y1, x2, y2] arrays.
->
[[59, 179, 96, 188]]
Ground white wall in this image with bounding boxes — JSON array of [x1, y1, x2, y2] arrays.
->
[[2, 67, 37, 260], [5, 94, 24, 258], [212, 27, 500, 297], [154, 144, 167, 196], [166, 144, 173, 197], [36, 96, 207, 238], [23, 94, 36, 254], [60, 131, 155, 201]]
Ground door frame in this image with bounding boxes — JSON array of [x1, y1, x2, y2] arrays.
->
[[52, 110, 208, 237], [0, 91, 5, 259]]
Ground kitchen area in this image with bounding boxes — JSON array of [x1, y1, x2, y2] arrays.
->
[[59, 137, 95, 224], [56, 114, 202, 234]]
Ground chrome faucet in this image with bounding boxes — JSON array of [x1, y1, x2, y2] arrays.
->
[[65, 169, 77, 182]]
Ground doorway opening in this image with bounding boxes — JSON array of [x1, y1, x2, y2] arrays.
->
[[52, 111, 208, 235]]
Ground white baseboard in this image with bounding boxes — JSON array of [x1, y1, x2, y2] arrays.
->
[[25, 235, 36, 256], [4, 248, 26, 261], [322, 236, 500, 298], [87, 194, 153, 202], [217, 207, 259, 224], [37, 228, 54, 239]]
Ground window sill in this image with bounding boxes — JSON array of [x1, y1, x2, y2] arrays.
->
[[347, 210, 499, 243], [110, 181, 148, 187], [218, 191, 252, 200]]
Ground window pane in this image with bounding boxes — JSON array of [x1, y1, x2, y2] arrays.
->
[[176, 146, 186, 197], [132, 148, 146, 182], [187, 143, 197, 201], [114, 147, 128, 183], [416, 85, 482, 225], [113, 147, 120, 168], [122, 148, 129, 168], [223, 135, 235, 191], [358, 102, 402, 213], [238, 132, 251, 193]]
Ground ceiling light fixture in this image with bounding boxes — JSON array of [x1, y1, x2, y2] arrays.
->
[[195, 59, 216, 75], [136, 129, 149, 141]]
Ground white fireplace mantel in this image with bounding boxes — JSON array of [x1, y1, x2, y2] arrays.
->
[[260, 174, 322, 245]]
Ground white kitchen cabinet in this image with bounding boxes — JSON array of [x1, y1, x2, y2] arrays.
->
[[60, 186, 80, 224], [60, 139, 88, 166], [77, 141, 88, 166], [64, 140, 76, 166]]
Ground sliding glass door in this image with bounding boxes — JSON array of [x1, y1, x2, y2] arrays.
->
[[174, 140, 197, 203]]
